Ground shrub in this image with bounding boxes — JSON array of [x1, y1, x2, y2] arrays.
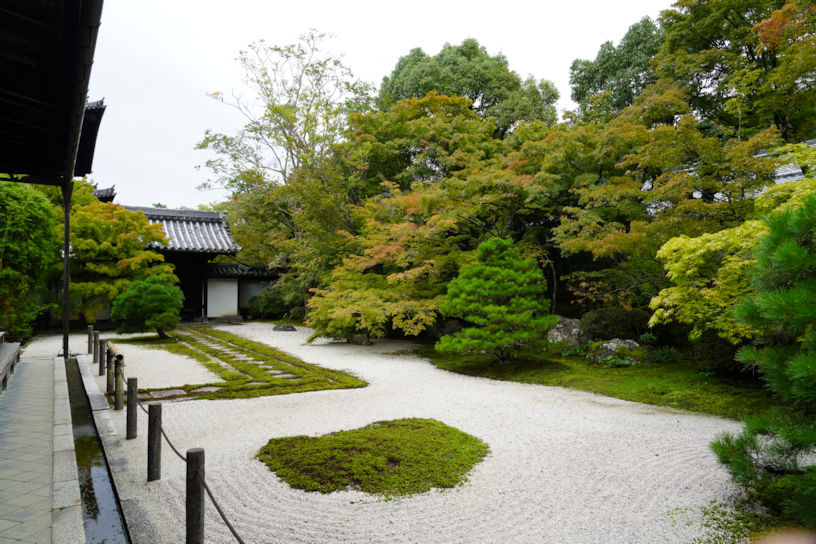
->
[[647, 346, 680, 364], [690, 328, 744, 375], [580, 307, 650, 340], [110, 276, 184, 337]]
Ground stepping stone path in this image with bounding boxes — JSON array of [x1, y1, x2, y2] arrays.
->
[[149, 389, 186, 399], [190, 386, 222, 393]]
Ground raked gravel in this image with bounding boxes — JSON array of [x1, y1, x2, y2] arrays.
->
[[29, 325, 745, 543]]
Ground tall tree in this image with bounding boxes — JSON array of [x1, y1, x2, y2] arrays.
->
[[378, 39, 559, 134], [569, 17, 664, 115], [199, 31, 376, 316], [0, 181, 58, 337], [655, 0, 816, 141]]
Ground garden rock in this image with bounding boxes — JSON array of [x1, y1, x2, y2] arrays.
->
[[588, 338, 641, 364], [546, 317, 588, 346], [273, 324, 297, 331]]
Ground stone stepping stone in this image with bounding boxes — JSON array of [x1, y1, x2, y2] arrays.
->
[[190, 386, 222, 393], [244, 382, 267, 386], [272, 373, 299, 379], [150, 389, 186, 398]]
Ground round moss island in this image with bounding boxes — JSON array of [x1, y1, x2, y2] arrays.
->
[[256, 418, 489, 496]]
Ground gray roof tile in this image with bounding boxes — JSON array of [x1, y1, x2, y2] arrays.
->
[[125, 206, 241, 254]]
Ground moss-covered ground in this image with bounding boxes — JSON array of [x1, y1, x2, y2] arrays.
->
[[256, 418, 489, 496], [420, 346, 782, 420], [115, 327, 366, 401]]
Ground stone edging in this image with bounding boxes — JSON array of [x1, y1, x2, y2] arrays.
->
[[51, 356, 85, 544], [76, 355, 159, 544]]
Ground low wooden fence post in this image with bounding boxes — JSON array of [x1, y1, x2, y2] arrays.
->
[[87, 326, 94, 354], [92, 331, 99, 367], [114, 355, 124, 410], [147, 404, 162, 481], [186, 448, 205, 544], [126, 378, 138, 439], [97, 338, 105, 375], [106, 347, 114, 393]]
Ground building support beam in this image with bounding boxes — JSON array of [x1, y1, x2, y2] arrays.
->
[[62, 181, 73, 359]]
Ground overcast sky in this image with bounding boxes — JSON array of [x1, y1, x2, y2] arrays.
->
[[87, 0, 675, 209]]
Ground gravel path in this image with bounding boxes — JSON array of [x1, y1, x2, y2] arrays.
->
[[30, 325, 744, 543]]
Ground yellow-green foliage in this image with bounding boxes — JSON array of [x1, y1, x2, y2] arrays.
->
[[650, 148, 816, 343], [650, 221, 766, 343]]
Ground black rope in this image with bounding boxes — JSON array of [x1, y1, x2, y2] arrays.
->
[[197, 469, 246, 544], [109, 340, 246, 543]]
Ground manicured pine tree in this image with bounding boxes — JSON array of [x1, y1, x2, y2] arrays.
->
[[435, 237, 557, 363], [110, 276, 184, 338], [711, 195, 816, 528]]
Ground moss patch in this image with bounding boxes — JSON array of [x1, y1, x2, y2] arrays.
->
[[116, 327, 367, 401], [256, 418, 489, 496], [421, 346, 782, 420]]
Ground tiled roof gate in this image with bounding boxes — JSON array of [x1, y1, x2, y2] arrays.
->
[[125, 207, 241, 254]]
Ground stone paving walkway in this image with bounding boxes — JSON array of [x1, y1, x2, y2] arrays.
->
[[0, 358, 54, 543], [0, 353, 84, 544]]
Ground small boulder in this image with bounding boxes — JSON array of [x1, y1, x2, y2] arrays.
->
[[273, 324, 297, 331], [547, 317, 589, 346], [588, 338, 641, 365], [346, 332, 372, 345]]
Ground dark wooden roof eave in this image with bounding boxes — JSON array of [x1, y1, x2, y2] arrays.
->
[[0, 0, 105, 186]]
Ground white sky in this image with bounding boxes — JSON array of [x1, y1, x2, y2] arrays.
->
[[88, 0, 675, 208]]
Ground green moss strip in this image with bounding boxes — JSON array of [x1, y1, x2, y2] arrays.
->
[[257, 418, 489, 496], [115, 328, 366, 401], [422, 347, 782, 420]]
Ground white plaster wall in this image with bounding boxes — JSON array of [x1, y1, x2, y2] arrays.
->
[[239, 280, 268, 310], [207, 279, 238, 317]]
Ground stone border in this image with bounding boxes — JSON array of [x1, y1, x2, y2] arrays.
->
[[51, 356, 85, 544], [76, 355, 159, 543]]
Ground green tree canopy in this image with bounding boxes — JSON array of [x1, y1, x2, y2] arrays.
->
[[435, 237, 557, 362], [0, 181, 58, 337], [569, 17, 664, 115], [378, 39, 559, 134], [656, 0, 816, 141], [111, 276, 184, 337]]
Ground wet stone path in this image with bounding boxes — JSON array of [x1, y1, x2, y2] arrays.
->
[[0, 358, 53, 543]]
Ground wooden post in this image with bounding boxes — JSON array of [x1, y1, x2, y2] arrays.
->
[[87, 325, 94, 354], [114, 355, 124, 410], [147, 404, 161, 481], [186, 448, 205, 544], [98, 338, 106, 376], [92, 331, 100, 366], [126, 378, 138, 439], [106, 348, 114, 394]]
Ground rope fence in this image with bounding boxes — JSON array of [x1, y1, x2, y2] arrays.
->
[[92, 330, 247, 544]]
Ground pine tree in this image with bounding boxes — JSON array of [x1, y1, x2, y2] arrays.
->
[[435, 237, 557, 363], [110, 276, 184, 338], [711, 195, 816, 528]]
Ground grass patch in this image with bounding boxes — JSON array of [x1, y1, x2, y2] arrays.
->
[[421, 346, 782, 420], [256, 418, 489, 496], [115, 327, 367, 401]]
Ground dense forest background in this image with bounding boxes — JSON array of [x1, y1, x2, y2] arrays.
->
[[193, 0, 815, 352]]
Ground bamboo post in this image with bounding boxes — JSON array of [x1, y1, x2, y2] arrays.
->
[[186, 448, 205, 544], [126, 378, 138, 439], [147, 404, 162, 482]]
